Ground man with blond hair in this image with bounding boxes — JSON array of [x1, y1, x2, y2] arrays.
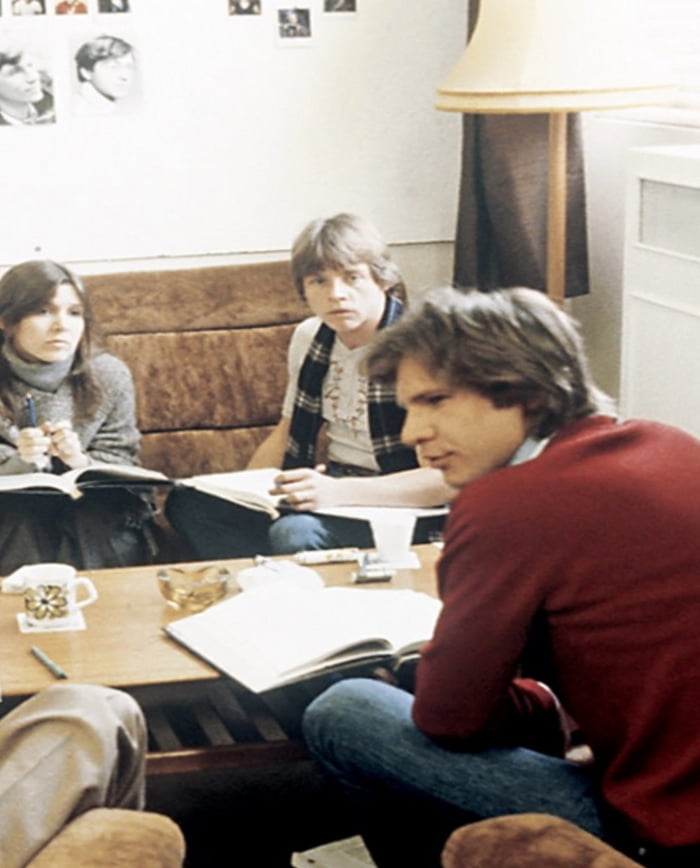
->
[[166, 214, 452, 558]]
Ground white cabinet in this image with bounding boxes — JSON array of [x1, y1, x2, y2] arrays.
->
[[620, 144, 700, 437]]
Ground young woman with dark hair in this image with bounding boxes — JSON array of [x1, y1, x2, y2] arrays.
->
[[0, 259, 157, 573]]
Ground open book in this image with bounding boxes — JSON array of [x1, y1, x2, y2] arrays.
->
[[165, 583, 442, 693], [179, 467, 449, 523], [0, 463, 171, 499], [179, 467, 283, 517]]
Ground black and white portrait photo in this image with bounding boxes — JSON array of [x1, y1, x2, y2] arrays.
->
[[0, 34, 55, 125], [98, 0, 130, 12], [72, 33, 139, 116], [229, 0, 261, 14], [12, 0, 46, 15], [278, 8, 311, 40], [324, 0, 356, 11]]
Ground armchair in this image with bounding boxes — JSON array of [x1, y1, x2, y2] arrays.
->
[[441, 813, 641, 868], [27, 809, 185, 868]]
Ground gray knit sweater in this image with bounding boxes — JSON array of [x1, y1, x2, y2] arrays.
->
[[0, 352, 141, 475]]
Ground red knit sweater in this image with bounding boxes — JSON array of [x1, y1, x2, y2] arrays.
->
[[412, 416, 700, 847]]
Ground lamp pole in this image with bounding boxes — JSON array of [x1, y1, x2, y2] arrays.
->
[[546, 112, 568, 306]]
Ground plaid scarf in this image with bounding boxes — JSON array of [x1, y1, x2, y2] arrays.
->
[[282, 294, 417, 474]]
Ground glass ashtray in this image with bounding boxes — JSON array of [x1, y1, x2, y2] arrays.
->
[[157, 566, 230, 612]]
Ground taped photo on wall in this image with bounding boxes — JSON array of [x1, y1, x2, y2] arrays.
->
[[70, 29, 141, 117], [0, 31, 55, 125]]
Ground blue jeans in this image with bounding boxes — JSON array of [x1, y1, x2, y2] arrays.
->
[[302, 679, 605, 867], [165, 485, 444, 559]]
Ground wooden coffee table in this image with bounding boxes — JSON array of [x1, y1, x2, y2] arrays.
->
[[0, 546, 441, 775]]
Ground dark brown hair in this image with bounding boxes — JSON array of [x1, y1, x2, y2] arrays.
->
[[367, 286, 615, 439], [0, 260, 103, 422]]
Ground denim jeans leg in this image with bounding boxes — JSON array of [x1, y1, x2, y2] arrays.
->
[[267, 513, 375, 553], [303, 679, 604, 865], [164, 486, 272, 558], [268, 512, 448, 554]]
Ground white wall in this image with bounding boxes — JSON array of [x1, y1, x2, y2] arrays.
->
[[573, 112, 700, 398], [0, 1, 464, 271], [8, 3, 698, 402]]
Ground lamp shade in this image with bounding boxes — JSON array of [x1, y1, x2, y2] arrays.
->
[[437, 0, 673, 113]]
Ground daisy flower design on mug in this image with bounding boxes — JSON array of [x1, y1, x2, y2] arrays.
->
[[24, 584, 70, 620]]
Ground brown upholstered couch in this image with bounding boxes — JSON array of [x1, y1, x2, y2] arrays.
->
[[84, 261, 308, 557], [85, 260, 307, 480], [27, 808, 185, 867], [441, 814, 642, 867]]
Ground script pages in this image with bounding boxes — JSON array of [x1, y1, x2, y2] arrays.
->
[[178, 467, 449, 523], [178, 467, 282, 517], [165, 584, 442, 693], [0, 463, 171, 498]]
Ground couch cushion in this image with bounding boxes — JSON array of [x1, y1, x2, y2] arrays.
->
[[141, 427, 275, 478], [104, 325, 294, 431], [28, 808, 185, 868], [84, 261, 307, 334], [83, 261, 308, 479], [441, 814, 641, 868]]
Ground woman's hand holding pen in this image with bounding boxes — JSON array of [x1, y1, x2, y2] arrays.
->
[[18, 420, 88, 470], [46, 420, 89, 468], [17, 425, 52, 467], [270, 464, 339, 512]]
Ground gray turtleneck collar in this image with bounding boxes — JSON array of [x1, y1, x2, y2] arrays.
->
[[2, 341, 74, 394]]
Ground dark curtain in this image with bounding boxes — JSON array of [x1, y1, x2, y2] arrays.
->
[[453, 0, 590, 298]]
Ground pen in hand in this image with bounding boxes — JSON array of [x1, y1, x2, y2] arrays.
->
[[20, 394, 51, 470], [30, 645, 68, 680], [25, 393, 38, 428]]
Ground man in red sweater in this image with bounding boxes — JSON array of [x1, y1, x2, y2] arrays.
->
[[302, 287, 700, 867]]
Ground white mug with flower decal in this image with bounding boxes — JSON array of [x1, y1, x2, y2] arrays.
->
[[22, 563, 98, 628]]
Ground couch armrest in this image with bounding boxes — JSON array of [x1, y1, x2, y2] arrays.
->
[[28, 809, 185, 868], [441, 814, 641, 868]]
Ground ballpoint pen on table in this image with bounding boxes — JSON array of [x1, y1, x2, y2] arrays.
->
[[30, 645, 68, 679]]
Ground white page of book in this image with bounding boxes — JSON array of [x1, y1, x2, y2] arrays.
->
[[181, 467, 281, 512], [180, 468, 449, 523], [0, 463, 169, 494], [166, 585, 441, 693]]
